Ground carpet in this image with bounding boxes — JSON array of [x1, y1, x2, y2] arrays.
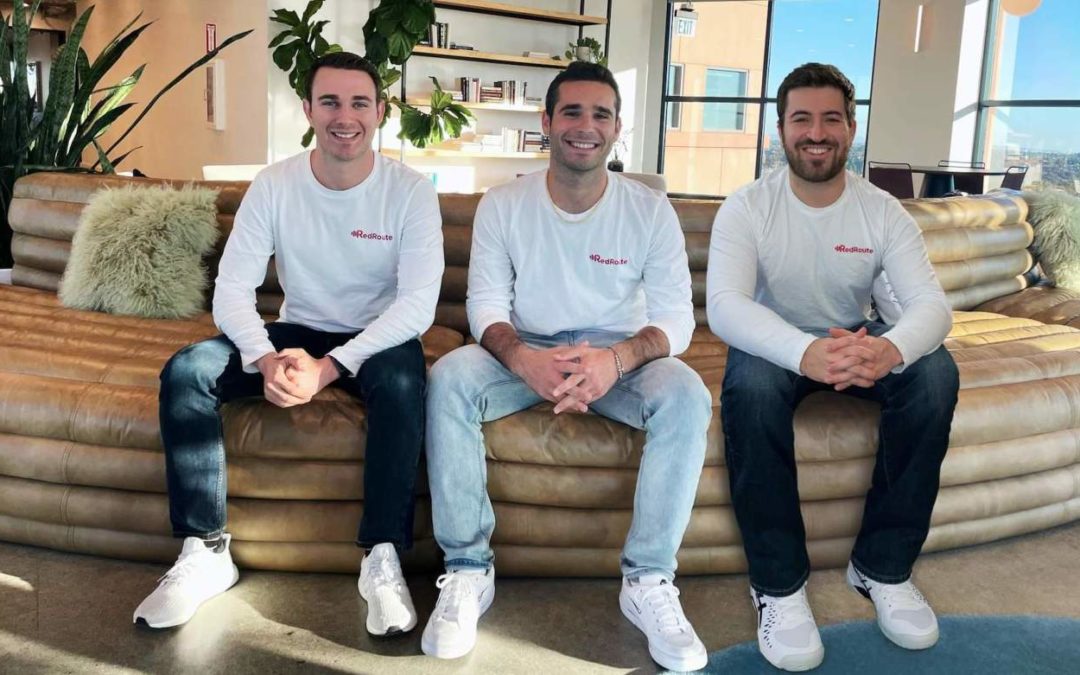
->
[[679, 615, 1080, 674]]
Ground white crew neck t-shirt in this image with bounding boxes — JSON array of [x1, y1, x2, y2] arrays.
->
[[706, 166, 951, 374], [466, 170, 695, 355], [212, 150, 444, 374]]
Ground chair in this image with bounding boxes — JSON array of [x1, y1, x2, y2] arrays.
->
[[1000, 165, 1028, 190], [622, 172, 668, 193], [867, 161, 914, 199]]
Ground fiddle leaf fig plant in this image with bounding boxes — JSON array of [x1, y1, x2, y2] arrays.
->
[[269, 0, 473, 150]]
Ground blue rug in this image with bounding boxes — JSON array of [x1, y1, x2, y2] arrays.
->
[[677, 616, 1080, 674]]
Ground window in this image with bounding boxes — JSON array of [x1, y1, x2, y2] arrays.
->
[[976, 0, 1080, 193], [667, 64, 683, 130], [703, 68, 747, 131], [660, 0, 880, 197]]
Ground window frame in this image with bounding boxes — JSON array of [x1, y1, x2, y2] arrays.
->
[[658, 0, 879, 199], [667, 63, 684, 130]]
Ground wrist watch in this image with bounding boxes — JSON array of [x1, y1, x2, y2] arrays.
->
[[327, 355, 351, 378]]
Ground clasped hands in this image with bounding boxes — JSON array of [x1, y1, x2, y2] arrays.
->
[[511, 341, 619, 414], [255, 348, 340, 407], [800, 327, 903, 391]]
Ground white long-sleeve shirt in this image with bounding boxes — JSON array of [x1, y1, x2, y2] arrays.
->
[[706, 167, 951, 374], [467, 170, 695, 355], [212, 151, 444, 375]]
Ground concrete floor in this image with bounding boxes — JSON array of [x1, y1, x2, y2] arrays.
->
[[2, 524, 1079, 674]]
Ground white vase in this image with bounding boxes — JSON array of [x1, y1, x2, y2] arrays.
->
[[575, 45, 591, 62]]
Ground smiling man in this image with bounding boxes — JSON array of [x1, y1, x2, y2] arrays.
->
[[133, 52, 444, 637], [420, 62, 710, 671], [706, 63, 958, 671]]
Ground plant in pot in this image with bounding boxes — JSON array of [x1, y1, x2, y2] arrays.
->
[[270, 0, 473, 150], [565, 37, 606, 66], [607, 127, 631, 172], [0, 1, 252, 267]]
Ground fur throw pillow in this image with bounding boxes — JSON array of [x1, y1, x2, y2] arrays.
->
[[1027, 189, 1080, 292], [59, 184, 221, 318]]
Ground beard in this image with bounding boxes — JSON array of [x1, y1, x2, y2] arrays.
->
[[782, 137, 849, 183]]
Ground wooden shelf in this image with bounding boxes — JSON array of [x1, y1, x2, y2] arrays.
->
[[383, 148, 548, 159], [433, 0, 607, 26], [412, 45, 566, 69], [406, 98, 543, 113]]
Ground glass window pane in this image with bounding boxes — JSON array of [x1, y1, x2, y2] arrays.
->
[[760, 103, 870, 177], [670, 1, 767, 99], [981, 106, 1080, 194], [766, 0, 880, 99], [703, 69, 748, 131], [667, 64, 683, 130], [663, 102, 763, 197], [987, 0, 1080, 100]]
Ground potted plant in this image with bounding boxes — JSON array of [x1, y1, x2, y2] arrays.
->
[[0, 0, 251, 267], [565, 37, 606, 66], [270, 0, 473, 149]]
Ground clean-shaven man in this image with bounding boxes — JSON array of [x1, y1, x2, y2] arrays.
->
[[134, 52, 444, 638], [421, 62, 711, 672], [707, 62, 958, 671]]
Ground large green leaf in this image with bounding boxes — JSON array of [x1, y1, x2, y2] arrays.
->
[[33, 4, 92, 166], [301, 0, 326, 24], [270, 9, 301, 27]]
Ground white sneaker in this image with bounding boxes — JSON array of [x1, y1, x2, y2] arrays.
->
[[750, 583, 825, 671], [358, 543, 417, 636], [619, 574, 708, 672], [847, 562, 939, 650], [420, 568, 495, 659], [133, 534, 239, 628]]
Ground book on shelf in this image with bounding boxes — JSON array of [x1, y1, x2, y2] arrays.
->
[[522, 51, 551, 59], [431, 22, 450, 49]]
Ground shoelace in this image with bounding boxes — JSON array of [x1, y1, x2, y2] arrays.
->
[[874, 581, 928, 610], [639, 584, 690, 634], [764, 592, 815, 630], [432, 573, 477, 623], [156, 551, 203, 587], [367, 554, 405, 591]]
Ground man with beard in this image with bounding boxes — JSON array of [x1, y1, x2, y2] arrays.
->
[[421, 62, 711, 672], [133, 52, 443, 636], [706, 63, 957, 671]]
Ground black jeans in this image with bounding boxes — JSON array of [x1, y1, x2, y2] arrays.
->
[[159, 322, 426, 550], [721, 321, 959, 595]]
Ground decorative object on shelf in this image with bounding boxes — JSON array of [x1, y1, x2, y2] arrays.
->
[[607, 126, 631, 172], [0, 0, 251, 267], [565, 37, 606, 66]]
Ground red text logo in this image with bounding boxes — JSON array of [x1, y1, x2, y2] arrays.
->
[[351, 229, 393, 241], [589, 253, 628, 265], [834, 244, 873, 254]]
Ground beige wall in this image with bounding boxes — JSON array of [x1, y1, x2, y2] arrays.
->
[[73, 0, 268, 180], [865, 0, 972, 188]]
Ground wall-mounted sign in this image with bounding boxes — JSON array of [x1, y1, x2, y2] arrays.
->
[[205, 23, 217, 53]]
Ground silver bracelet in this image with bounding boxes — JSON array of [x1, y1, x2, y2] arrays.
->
[[607, 346, 624, 380]]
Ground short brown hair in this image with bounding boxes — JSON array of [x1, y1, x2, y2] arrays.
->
[[545, 61, 621, 119], [304, 52, 382, 102], [776, 63, 856, 124]]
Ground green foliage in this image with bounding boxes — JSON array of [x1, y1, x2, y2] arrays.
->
[[565, 36, 607, 67], [269, 0, 472, 151], [0, 2, 251, 266], [397, 77, 473, 149]]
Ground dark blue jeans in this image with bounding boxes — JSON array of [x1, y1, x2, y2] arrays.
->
[[159, 322, 426, 550], [721, 321, 959, 595]]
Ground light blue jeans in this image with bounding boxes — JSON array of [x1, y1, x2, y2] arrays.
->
[[425, 330, 712, 580]]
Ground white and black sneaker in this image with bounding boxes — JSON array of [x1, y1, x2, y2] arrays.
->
[[358, 543, 417, 636], [133, 534, 240, 628], [847, 562, 938, 650], [620, 574, 708, 672], [751, 583, 825, 671]]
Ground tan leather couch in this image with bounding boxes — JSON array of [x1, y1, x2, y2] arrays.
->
[[2, 172, 1079, 576]]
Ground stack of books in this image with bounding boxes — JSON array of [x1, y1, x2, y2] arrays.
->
[[456, 78, 532, 106]]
